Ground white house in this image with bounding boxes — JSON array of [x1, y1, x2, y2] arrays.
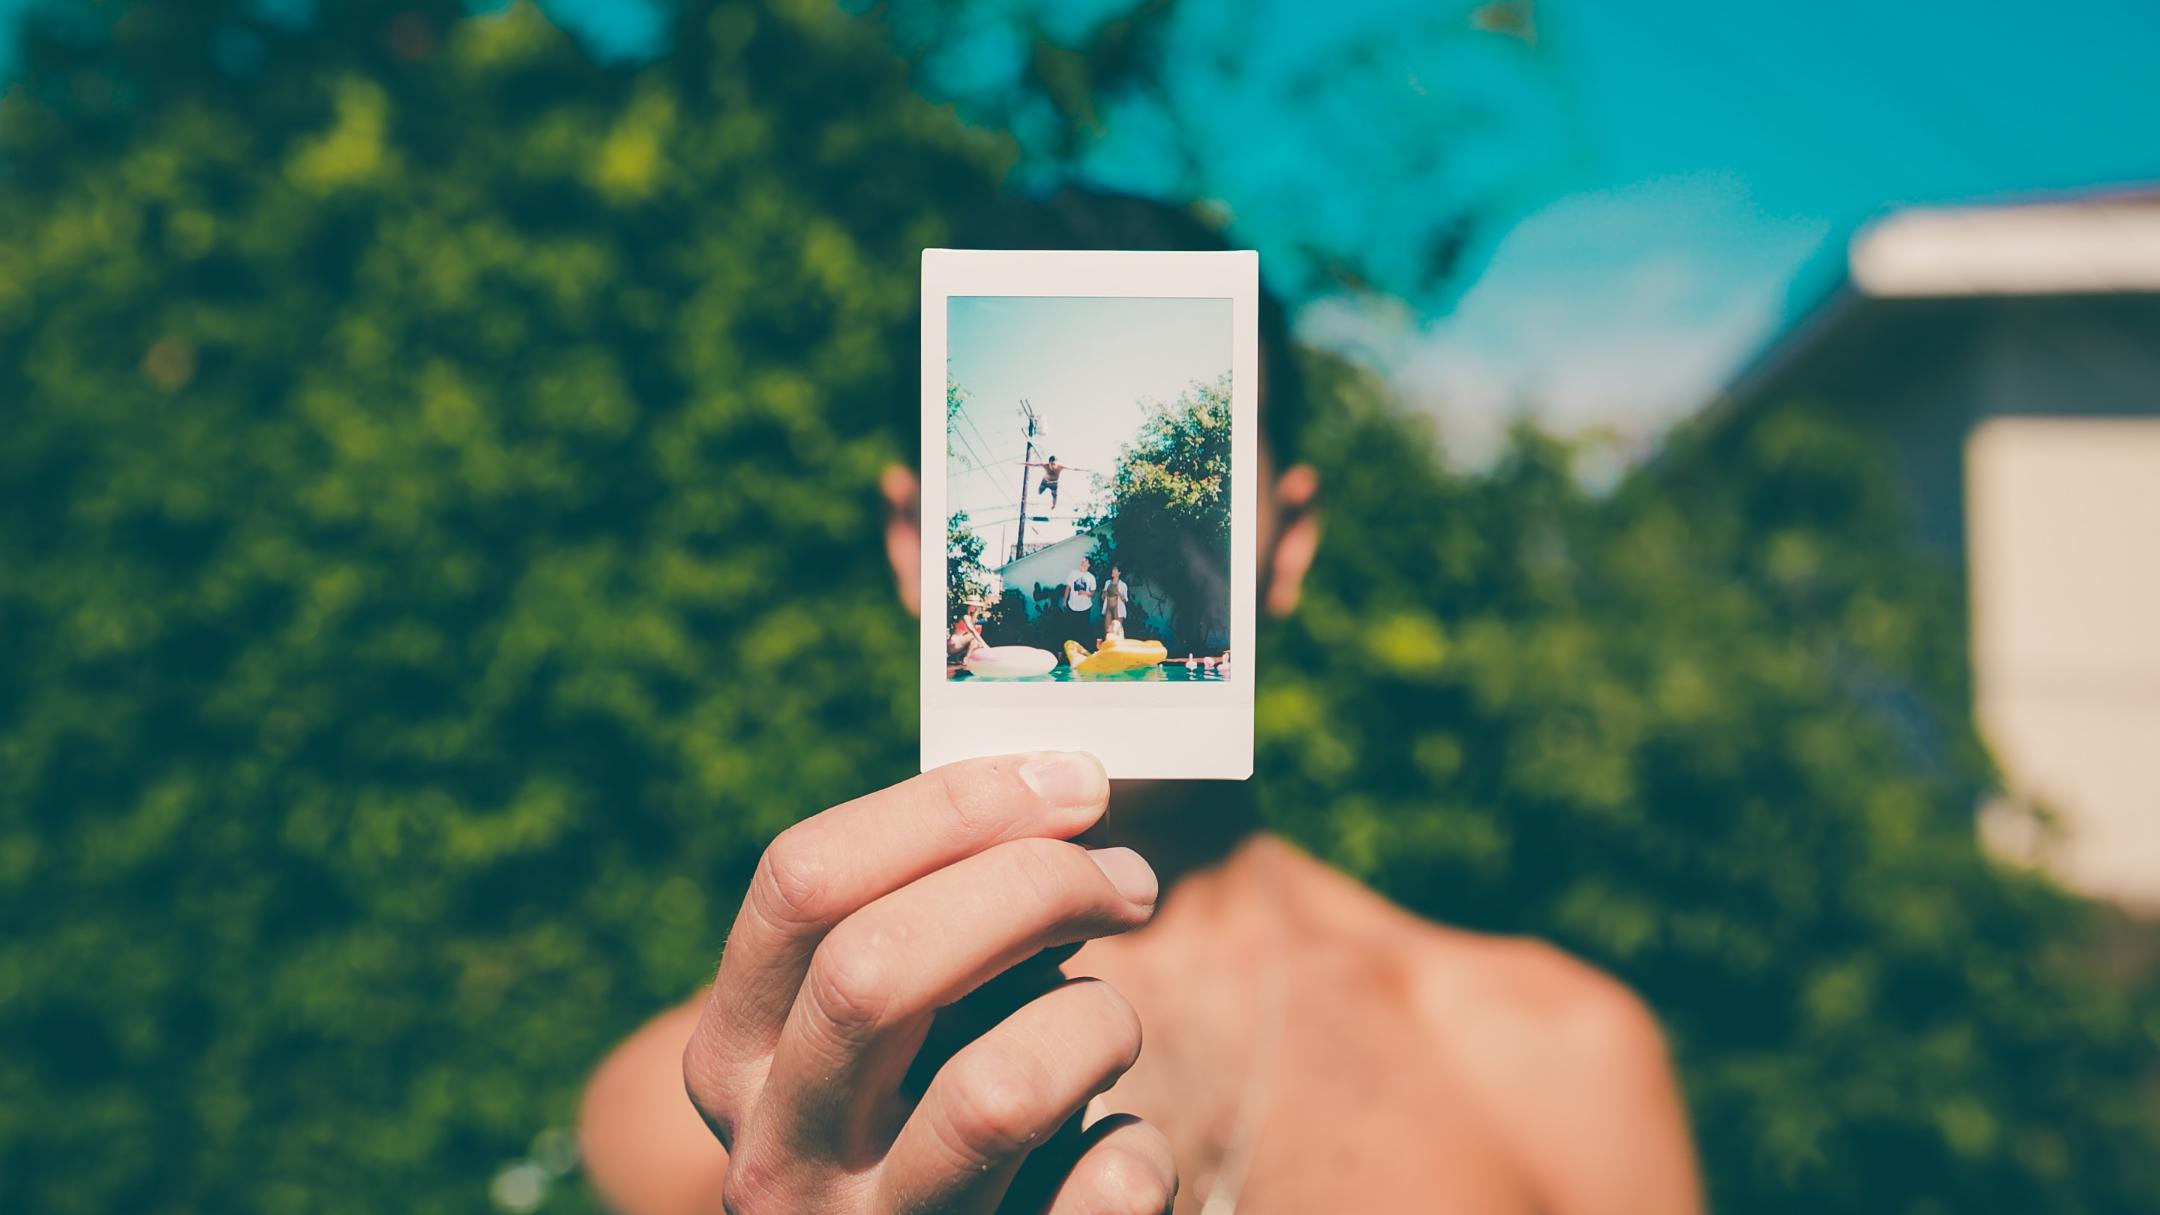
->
[[1707, 187, 2160, 906], [994, 532, 1208, 650], [996, 534, 1092, 614]]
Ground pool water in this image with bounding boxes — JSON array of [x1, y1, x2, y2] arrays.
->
[[951, 661, 1231, 683]]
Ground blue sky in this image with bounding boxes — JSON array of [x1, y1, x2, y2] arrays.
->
[[8, 0, 2153, 462], [946, 295, 1230, 560], [1370, 0, 2160, 460], [540, 0, 2160, 462]]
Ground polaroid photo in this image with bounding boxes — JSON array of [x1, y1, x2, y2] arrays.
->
[[920, 248, 1258, 780]]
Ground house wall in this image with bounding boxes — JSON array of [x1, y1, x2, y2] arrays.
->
[[1900, 304, 2160, 905], [996, 534, 1095, 618], [1726, 291, 2160, 906], [1965, 418, 2160, 908], [991, 533, 1210, 652], [1865, 296, 2160, 549]]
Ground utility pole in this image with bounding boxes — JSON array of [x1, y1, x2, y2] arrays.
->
[[1011, 399, 1039, 563]]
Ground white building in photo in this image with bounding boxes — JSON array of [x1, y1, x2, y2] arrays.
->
[[1707, 187, 2160, 907], [994, 533, 1207, 651]]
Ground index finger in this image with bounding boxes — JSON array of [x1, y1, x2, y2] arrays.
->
[[684, 752, 1108, 1130]]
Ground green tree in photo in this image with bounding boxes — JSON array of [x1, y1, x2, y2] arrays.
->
[[988, 585, 1034, 647], [946, 374, 970, 459], [1084, 373, 1232, 651], [947, 510, 993, 615]]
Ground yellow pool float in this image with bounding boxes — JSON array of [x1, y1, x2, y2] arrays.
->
[[1063, 637, 1169, 676]]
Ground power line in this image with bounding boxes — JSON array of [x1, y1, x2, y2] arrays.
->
[[951, 461, 1009, 488], [959, 409, 1002, 463], [949, 417, 994, 475]]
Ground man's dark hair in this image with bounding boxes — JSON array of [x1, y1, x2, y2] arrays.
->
[[961, 188, 1309, 464]]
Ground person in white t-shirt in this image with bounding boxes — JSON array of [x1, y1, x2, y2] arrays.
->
[[1065, 559, 1096, 634]]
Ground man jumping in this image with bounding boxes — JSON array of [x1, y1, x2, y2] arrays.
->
[[1027, 453, 1065, 508]]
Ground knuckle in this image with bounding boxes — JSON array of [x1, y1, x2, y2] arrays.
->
[[1086, 1140, 1177, 1215], [1082, 981, 1145, 1070], [751, 828, 832, 927], [940, 1047, 1054, 1165], [1080, 1124, 1183, 1202], [804, 931, 897, 1039], [931, 760, 1009, 838], [717, 1148, 787, 1215], [681, 1037, 740, 1147], [1003, 836, 1091, 910]]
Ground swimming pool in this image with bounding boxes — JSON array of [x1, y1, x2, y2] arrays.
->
[[950, 661, 1231, 682]]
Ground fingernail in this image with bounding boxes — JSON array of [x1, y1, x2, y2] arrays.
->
[[1018, 751, 1108, 812], [1088, 847, 1158, 907]]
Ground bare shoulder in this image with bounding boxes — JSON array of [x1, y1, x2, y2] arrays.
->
[[1404, 928, 1672, 1090], [1401, 926, 1703, 1213], [579, 994, 729, 1215], [1263, 842, 1701, 1213], [1261, 838, 1662, 1062]]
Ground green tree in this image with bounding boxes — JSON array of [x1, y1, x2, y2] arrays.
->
[[0, 2, 1010, 1211], [947, 375, 970, 423], [947, 510, 993, 614], [988, 585, 1034, 647], [1084, 374, 1231, 650], [946, 374, 970, 457], [868, 0, 1567, 307]]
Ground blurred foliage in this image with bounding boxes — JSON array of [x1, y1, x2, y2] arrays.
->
[[861, 0, 1569, 306], [1, 3, 2155, 1215], [0, 1, 999, 1210]]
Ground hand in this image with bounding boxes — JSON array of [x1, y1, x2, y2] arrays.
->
[[683, 753, 1178, 1214]]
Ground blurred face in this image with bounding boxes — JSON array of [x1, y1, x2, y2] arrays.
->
[[883, 346, 1321, 619]]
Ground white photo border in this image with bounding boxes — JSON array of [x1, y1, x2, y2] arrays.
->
[[921, 249, 1257, 780]]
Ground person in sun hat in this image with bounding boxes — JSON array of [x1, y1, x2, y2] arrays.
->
[[946, 596, 987, 667]]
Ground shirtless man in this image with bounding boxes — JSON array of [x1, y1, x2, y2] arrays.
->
[[579, 192, 1702, 1215], [1028, 455, 1065, 508]]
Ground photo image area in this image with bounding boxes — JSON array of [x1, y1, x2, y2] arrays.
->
[[943, 295, 1234, 684], [920, 248, 1256, 779]]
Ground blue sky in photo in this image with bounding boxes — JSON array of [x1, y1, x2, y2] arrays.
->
[[946, 295, 1231, 560]]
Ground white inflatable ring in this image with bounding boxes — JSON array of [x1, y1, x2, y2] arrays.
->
[[964, 645, 1058, 679]]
